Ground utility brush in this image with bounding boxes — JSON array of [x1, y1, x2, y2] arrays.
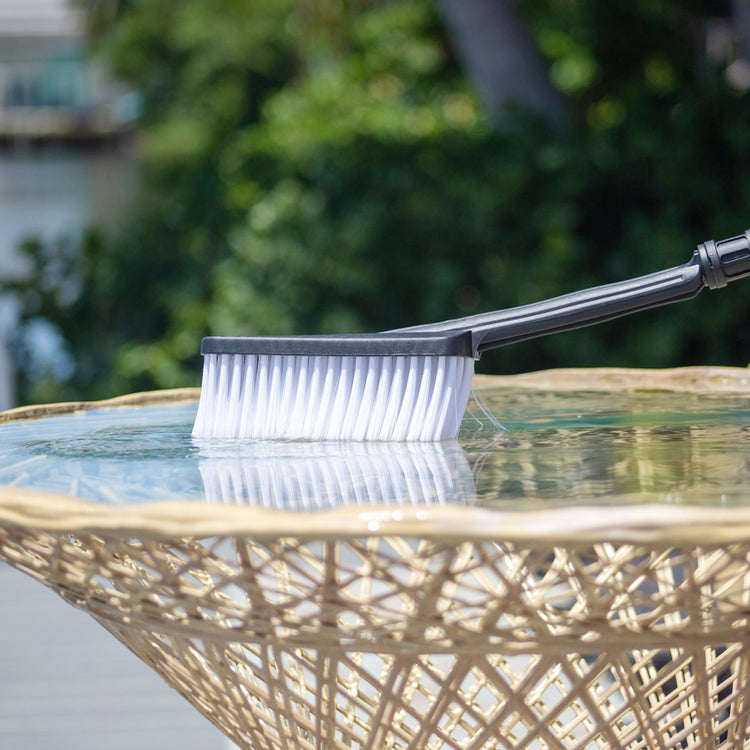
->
[[193, 231, 750, 441]]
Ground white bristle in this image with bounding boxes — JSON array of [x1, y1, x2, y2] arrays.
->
[[192, 353, 475, 441]]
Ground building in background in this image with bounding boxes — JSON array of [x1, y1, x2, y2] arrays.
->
[[0, 0, 136, 144], [0, 0, 139, 411]]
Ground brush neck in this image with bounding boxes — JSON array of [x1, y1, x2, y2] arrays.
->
[[395, 231, 750, 357], [412, 260, 704, 356], [467, 260, 704, 355]]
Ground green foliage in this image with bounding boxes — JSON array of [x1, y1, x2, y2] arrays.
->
[[6, 0, 750, 404]]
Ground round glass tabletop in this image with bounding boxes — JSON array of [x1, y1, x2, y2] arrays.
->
[[1, 373, 750, 510]]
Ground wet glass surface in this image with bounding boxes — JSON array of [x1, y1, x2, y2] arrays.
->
[[463, 388, 750, 508], [0, 386, 749, 509]]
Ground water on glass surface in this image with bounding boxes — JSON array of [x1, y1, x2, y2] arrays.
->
[[0, 386, 749, 509]]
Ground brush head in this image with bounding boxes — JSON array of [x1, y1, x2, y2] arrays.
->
[[192, 333, 475, 441]]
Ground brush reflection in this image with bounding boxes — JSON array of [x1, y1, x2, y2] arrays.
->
[[196, 440, 476, 508]]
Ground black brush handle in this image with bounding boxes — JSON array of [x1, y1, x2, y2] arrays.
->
[[403, 231, 750, 357]]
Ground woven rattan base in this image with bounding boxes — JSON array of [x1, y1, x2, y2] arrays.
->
[[3, 500, 750, 749], [2, 369, 750, 749]]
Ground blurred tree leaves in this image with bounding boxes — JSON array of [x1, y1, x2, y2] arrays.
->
[[6, 0, 750, 404]]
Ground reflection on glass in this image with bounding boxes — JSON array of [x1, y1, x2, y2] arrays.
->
[[197, 440, 475, 508], [461, 388, 750, 507]]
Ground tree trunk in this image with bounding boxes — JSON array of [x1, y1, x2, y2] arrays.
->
[[731, 0, 750, 60], [438, 0, 568, 129]]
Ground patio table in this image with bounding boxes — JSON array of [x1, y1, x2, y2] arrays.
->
[[2, 367, 750, 749]]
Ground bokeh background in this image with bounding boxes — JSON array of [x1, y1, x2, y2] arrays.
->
[[3, 0, 750, 410], [2, 2, 750, 748]]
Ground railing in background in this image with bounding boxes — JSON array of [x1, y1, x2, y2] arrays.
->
[[0, 54, 137, 142]]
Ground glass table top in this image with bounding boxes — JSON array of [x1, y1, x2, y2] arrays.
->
[[0, 385, 749, 509]]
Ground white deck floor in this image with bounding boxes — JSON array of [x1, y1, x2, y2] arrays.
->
[[0, 562, 234, 750]]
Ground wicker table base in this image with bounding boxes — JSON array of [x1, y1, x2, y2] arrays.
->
[[3, 491, 750, 748]]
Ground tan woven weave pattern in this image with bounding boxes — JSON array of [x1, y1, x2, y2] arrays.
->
[[2, 507, 750, 749]]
